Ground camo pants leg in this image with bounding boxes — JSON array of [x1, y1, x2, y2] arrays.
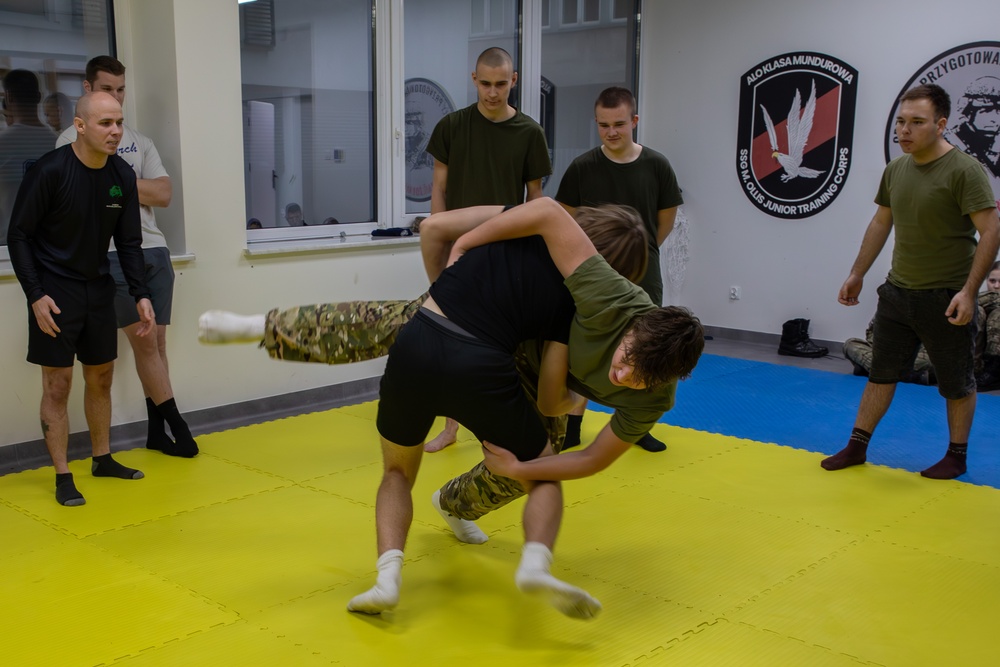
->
[[262, 294, 427, 364], [436, 343, 567, 521], [979, 292, 1000, 358]]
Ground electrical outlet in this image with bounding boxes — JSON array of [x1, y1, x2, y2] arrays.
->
[[729, 286, 741, 300]]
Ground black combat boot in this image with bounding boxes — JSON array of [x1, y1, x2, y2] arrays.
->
[[778, 318, 829, 358], [976, 354, 1000, 392]]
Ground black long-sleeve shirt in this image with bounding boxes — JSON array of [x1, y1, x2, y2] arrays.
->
[[7, 145, 149, 304]]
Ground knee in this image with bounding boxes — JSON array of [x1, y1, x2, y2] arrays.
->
[[41, 372, 72, 404], [83, 364, 115, 392]]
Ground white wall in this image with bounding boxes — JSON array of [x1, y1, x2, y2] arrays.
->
[[0, 0, 426, 449], [640, 0, 1000, 341]]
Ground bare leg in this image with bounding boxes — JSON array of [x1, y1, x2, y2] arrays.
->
[[81, 361, 115, 458], [126, 323, 198, 457], [424, 417, 459, 453], [515, 478, 601, 620], [822, 381, 895, 470], [124, 323, 172, 402], [348, 437, 423, 614], [40, 366, 73, 473]]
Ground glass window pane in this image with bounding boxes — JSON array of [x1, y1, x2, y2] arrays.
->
[[403, 0, 519, 214], [583, 0, 599, 23], [562, 0, 577, 25], [542, 0, 638, 197], [612, 0, 628, 21], [0, 0, 115, 247], [239, 0, 375, 230]]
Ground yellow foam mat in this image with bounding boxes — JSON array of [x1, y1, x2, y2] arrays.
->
[[1, 401, 997, 666]]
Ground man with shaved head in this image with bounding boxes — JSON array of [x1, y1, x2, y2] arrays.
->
[[8, 91, 154, 506], [422, 46, 552, 452]]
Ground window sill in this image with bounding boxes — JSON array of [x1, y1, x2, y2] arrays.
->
[[243, 231, 420, 257], [0, 252, 198, 280]]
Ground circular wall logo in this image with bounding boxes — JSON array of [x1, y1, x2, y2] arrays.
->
[[736, 52, 858, 219], [885, 41, 1000, 201], [405, 78, 455, 203]]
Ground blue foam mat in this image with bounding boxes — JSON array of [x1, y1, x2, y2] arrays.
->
[[590, 354, 1000, 488]]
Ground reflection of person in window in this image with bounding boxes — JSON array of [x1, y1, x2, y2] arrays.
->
[[43, 92, 75, 133], [284, 202, 305, 226], [0, 69, 58, 244], [948, 76, 1000, 179]]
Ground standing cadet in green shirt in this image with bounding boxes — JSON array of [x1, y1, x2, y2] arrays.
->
[[422, 45, 552, 452], [556, 87, 684, 453]]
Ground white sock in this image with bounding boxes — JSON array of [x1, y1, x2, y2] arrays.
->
[[432, 490, 488, 544], [515, 542, 602, 620], [347, 549, 404, 614], [197, 311, 266, 344]]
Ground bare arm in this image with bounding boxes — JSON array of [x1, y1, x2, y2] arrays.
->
[[137, 176, 172, 208], [525, 178, 544, 202], [449, 197, 595, 278], [946, 207, 1000, 324], [536, 341, 583, 417], [482, 422, 632, 481], [656, 206, 678, 246], [838, 205, 893, 306], [418, 205, 505, 282], [430, 159, 448, 214]]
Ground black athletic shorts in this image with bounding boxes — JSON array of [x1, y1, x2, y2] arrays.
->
[[376, 310, 548, 462], [109, 246, 174, 327], [27, 272, 118, 367]]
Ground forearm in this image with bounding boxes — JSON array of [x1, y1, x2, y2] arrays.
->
[[452, 197, 562, 254], [849, 213, 892, 278], [964, 221, 1000, 296], [656, 207, 678, 246], [420, 206, 505, 281], [137, 177, 172, 208], [508, 449, 610, 481]]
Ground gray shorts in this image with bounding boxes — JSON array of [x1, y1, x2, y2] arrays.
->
[[109, 246, 174, 327], [870, 281, 977, 400]]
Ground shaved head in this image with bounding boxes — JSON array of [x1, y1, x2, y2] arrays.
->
[[476, 47, 513, 72], [75, 91, 121, 122]]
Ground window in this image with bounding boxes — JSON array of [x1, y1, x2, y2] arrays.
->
[[0, 0, 116, 257], [239, 0, 376, 241], [238, 0, 641, 244], [403, 0, 520, 215], [541, 0, 640, 195]]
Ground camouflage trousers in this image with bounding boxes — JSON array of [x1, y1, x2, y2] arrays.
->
[[261, 295, 566, 521], [981, 291, 1000, 357], [263, 295, 427, 364]]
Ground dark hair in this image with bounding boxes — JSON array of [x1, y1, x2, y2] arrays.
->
[[2, 69, 41, 104], [476, 47, 513, 71], [247, 218, 262, 229], [623, 306, 705, 389], [574, 204, 649, 284], [285, 203, 302, 215], [595, 86, 636, 116], [991, 260, 1000, 272], [85, 56, 126, 85], [900, 84, 950, 121]]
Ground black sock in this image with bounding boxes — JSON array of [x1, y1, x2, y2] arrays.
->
[[821, 427, 870, 471], [92, 453, 144, 479], [145, 397, 175, 452], [636, 432, 667, 452], [153, 398, 199, 458], [921, 442, 968, 479], [562, 414, 583, 450], [55, 472, 85, 506]]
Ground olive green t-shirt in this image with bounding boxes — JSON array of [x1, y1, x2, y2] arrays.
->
[[555, 146, 683, 304], [876, 149, 996, 290], [426, 104, 552, 210], [562, 254, 677, 443]]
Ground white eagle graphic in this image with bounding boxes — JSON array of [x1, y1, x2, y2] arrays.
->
[[760, 80, 825, 182]]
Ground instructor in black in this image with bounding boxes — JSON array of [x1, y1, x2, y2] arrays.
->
[[8, 91, 154, 506]]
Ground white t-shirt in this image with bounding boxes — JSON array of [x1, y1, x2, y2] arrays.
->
[[57, 123, 169, 249]]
